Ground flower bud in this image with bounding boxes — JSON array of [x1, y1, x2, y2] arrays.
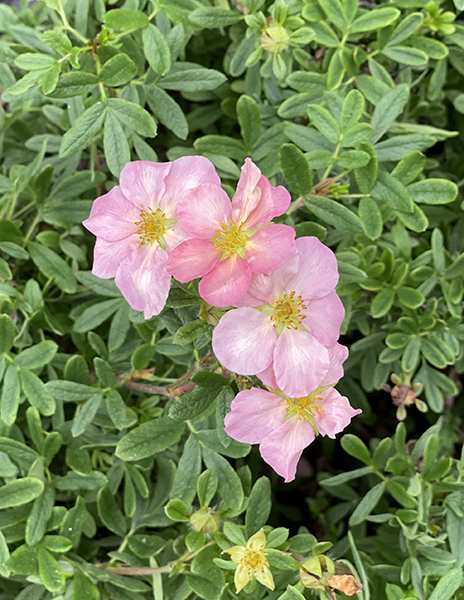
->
[[190, 507, 221, 533]]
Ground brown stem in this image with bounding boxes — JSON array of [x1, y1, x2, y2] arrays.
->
[[97, 565, 173, 575]]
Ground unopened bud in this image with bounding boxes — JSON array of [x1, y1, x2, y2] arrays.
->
[[190, 507, 220, 533]]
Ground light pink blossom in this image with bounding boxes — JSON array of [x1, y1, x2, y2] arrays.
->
[[83, 157, 220, 319], [212, 236, 345, 397], [166, 158, 295, 307], [224, 382, 361, 482]]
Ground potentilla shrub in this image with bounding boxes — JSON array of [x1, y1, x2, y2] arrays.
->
[[0, 0, 464, 599]]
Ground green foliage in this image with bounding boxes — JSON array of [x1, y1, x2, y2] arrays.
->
[[1, 0, 464, 599]]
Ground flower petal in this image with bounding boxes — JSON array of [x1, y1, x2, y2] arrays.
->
[[83, 186, 139, 242], [120, 160, 170, 211], [176, 183, 232, 239], [320, 343, 349, 386], [287, 236, 340, 300], [92, 235, 140, 279], [242, 252, 300, 306], [225, 546, 246, 563], [231, 158, 262, 224], [199, 255, 251, 307], [259, 417, 315, 482], [314, 388, 362, 439], [235, 564, 250, 593], [161, 156, 221, 215], [304, 291, 345, 347], [212, 307, 276, 374], [224, 388, 286, 445], [115, 244, 171, 319], [247, 529, 266, 551], [256, 565, 275, 591], [256, 363, 278, 389], [167, 239, 218, 282], [245, 224, 296, 274], [274, 329, 330, 397]]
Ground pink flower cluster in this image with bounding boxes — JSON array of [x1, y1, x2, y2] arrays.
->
[[84, 157, 361, 482]]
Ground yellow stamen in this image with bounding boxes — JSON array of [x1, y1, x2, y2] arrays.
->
[[271, 290, 307, 331], [135, 207, 166, 245], [286, 392, 324, 425], [212, 221, 248, 259], [241, 549, 269, 574]]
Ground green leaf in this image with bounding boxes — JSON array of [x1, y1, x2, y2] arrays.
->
[[143, 25, 171, 75], [407, 179, 457, 205], [431, 228, 445, 273], [385, 481, 417, 508], [41, 535, 73, 553], [1, 365, 20, 426], [16, 340, 57, 369], [60, 104, 105, 158], [421, 339, 447, 369], [371, 171, 414, 213], [173, 321, 212, 345], [310, 22, 340, 47], [26, 485, 54, 546], [145, 85, 187, 140], [396, 203, 428, 233], [45, 380, 99, 402], [350, 8, 399, 33], [304, 195, 364, 232], [359, 196, 383, 240], [445, 253, 464, 279], [106, 390, 127, 430], [97, 485, 127, 536], [0, 314, 15, 354], [341, 434, 372, 464], [201, 447, 243, 511], [169, 383, 227, 421], [38, 547, 65, 593], [104, 111, 130, 178], [354, 142, 378, 193], [189, 7, 241, 27], [237, 95, 261, 150], [428, 568, 463, 600], [0, 477, 44, 509], [19, 369, 55, 416], [197, 469, 218, 507], [318, 0, 346, 33], [15, 53, 56, 70], [49, 72, 98, 98], [371, 287, 395, 318], [369, 84, 409, 144], [170, 434, 201, 508], [72, 395, 102, 438], [388, 12, 423, 46], [194, 135, 246, 161], [28, 242, 77, 293], [349, 482, 386, 525], [391, 150, 426, 185], [116, 417, 185, 461], [73, 298, 123, 332], [99, 53, 137, 86], [402, 336, 421, 372], [105, 9, 149, 31], [165, 498, 190, 521], [340, 89, 364, 132], [396, 287, 424, 309], [306, 105, 339, 143], [382, 46, 428, 66], [336, 150, 370, 168], [280, 143, 313, 197], [159, 69, 226, 92], [245, 477, 271, 538]]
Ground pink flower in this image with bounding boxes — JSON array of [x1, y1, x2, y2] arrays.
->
[[83, 157, 220, 319], [224, 382, 361, 482], [212, 236, 345, 397], [166, 158, 295, 307]]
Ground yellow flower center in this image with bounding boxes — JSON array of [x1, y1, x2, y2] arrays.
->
[[135, 207, 167, 245], [241, 549, 269, 573], [286, 393, 324, 422], [271, 291, 307, 330], [212, 221, 249, 260]]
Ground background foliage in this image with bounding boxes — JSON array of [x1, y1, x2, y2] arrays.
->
[[1, 0, 464, 598]]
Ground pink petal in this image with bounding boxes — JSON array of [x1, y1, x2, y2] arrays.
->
[[212, 307, 276, 374], [259, 417, 315, 482], [256, 363, 278, 389], [92, 235, 140, 279], [160, 156, 221, 214], [304, 291, 344, 347], [167, 239, 218, 282], [176, 183, 232, 239], [274, 328, 330, 397], [120, 161, 171, 212], [83, 186, 139, 242], [199, 256, 252, 307], [320, 343, 349, 386], [163, 223, 191, 254], [245, 224, 296, 274], [232, 159, 291, 229], [286, 237, 339, 300], [115, 244, 171, 319], [314, 388, 362, 439], [224, 388, 287, 445]]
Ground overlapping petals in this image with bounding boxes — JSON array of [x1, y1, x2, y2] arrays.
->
[[212, 236, 345, 397], [167, 158, 295, 306], [83, 157, 220, 318]]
